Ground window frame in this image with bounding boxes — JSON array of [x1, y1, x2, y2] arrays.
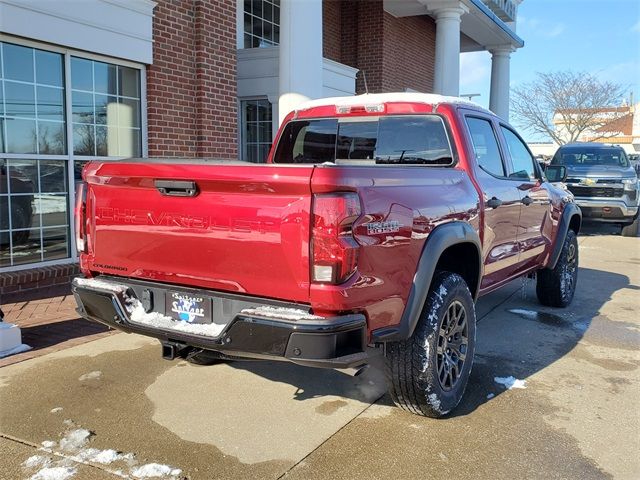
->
[[240, 0, 281, 49], [464, 114, 510, 180], [0, 33, 147, 272], [239, 97, 273, 163]]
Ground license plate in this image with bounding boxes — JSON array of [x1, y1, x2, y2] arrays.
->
[[165, 292, 212, 324]]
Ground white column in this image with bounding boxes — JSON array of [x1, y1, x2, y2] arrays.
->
[[432, 4, 467, 96], [278, 0, 324, 125], [489, 46, 514, 121]]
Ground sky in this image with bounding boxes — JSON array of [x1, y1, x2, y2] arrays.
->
[[459, 0, 640, 142]]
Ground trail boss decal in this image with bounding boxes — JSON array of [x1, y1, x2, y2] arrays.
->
[[366, 221, 401, 235]]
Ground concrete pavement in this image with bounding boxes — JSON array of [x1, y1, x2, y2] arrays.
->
[[0, 226, 638, 479]]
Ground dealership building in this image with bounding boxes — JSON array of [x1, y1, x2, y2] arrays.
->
[[0, 0, 523, 294]]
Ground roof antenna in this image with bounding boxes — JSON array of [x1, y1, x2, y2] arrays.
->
[[358, 70, 369, 95]]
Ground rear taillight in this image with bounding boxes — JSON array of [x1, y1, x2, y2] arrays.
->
[[75, 182, 87, 254], [311, 193, 361, 284]]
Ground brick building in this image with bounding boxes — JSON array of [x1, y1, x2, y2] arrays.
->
[[0, 0, 523, 295]]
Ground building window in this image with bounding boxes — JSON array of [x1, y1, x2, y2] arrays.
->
[[71, 57, 141, 158], [243, 0, 280, 48], [241, 99, 272, 163], [0, 40, 144, 270]]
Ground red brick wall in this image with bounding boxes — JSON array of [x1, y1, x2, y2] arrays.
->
[[147, 0, 237, 158], [322, 0, 436, 94], [323, 0, 342, 62], [382, 12, 436, 93]]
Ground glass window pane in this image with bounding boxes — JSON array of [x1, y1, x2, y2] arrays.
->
[[5, 81, 36, 117], [259, 143, 270, 163], [244, 33, 253, 49], [95, 125, 118, 156], [257, 101, 271, 121], [0, 119, 4, 152], [252, 35, 261, 48], [501, 127, 536, 180], [6, 118, 37, 154], [244, 13, 253, 37], [259, 121, 271, 143], [9, 194, 38, 229], [42, 227, 69, 260], [74, 160, 89, 183], [35, 50, 63, 87], [0, 83, 4, 116], [244, 0, 251, 14], [8, 159, 38, 192], [73, 124, 95, 156], [72, 91, 94, 123], [39, 194, 68, 227], [336, 122, 378, 161], [466, 117, 505, 177], [246, 122, 258, 143], [39, 160, 67, 193], [118, 98, 140, 128], [117, 128, 140, 157], [71, 57, 93, 91], [118, 66, 139, 98], [38, 121, 65, 155], [37, 86, 64, 121], [3, 43, 34, 82], [94, 62, 117, 95], [95, 94, 118, 125], [264, 2, 273, 22], [11, 228, 41, 265], [375, 116, 452, 165], [251, 0, 262, 20], [274, 5, 280, 25]]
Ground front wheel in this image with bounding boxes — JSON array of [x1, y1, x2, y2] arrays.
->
[[536, 230, 578, 307], [621, 218, 639, 237], [384, 272, 476, 418]]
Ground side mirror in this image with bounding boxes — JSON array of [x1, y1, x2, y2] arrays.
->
[[545, 165, 567, 183]]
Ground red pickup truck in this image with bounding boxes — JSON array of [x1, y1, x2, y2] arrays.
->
[[72, 93, 581, 417]]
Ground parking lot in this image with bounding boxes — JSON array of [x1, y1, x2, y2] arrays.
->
[[1, 224, 638, 480]]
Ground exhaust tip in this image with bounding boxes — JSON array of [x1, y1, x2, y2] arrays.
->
[[336, 364, 369, 377]]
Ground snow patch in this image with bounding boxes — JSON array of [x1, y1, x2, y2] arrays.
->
[[127, 299, 226, 337], [494, 376, 527, 390], [0, 343, 32, 358], [239, 305, 323, 321], [30, 466, 77, 480], [23, 455, 51, 469], [72, 448, 127, 465], [50, 407, 63, 414], [59, 429, 92, 451], [131, 463, 182, 478], [78, 371, 102, 381], [74, 277, 128, 293], [41, 441, 57, 449], [508, 308, 539, 319]]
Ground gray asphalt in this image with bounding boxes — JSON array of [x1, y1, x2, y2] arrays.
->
[[1, 224, 638, 480]]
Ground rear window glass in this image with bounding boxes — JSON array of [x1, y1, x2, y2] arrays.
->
[[273, 115, 453, 166], [551, 147, 629, 167]]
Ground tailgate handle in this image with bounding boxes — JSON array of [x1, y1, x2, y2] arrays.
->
[[154, 180, 198, 197]]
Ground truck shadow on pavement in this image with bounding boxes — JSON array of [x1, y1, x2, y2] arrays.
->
[[228, 266, 637, 418], [451, 266, 639, 417]]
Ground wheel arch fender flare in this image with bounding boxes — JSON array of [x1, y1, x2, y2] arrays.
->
[[372, 221, 482, 343], [547, 203, 582, 270]]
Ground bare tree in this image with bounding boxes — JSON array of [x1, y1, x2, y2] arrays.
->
[[511, 71, 627, 145]]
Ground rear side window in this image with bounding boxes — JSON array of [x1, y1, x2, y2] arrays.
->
[[465, 117, 505, 177], [273, 115, 453, 166]]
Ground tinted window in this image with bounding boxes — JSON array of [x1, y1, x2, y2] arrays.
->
[[501, 126, 536, 180], [551, 147, 629, 167], [466, 117, 505, 177], [273, 115, 452, 166]]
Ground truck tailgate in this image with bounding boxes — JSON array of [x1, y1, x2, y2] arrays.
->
[[82, 161, 313, 303]]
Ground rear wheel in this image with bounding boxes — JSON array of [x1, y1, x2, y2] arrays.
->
[[384, 272, 476, 417], [536, 230, 578, 307]]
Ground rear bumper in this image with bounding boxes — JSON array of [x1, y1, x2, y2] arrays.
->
[[574, 198, 638, 222], [72, 276, 368, 369]]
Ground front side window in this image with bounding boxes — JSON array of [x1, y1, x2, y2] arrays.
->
[[241, 99, 272, 163], [501, 126, 536, 180], [465, 117, 505, 177], [243, 0, 280, 48], [273, 115, 453, 166]]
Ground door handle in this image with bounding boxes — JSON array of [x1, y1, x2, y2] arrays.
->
[[521, 196, 533, 206], [486, 197, 503, 208], [155, 180, 198, 197]]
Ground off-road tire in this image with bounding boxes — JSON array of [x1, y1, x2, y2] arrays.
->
[[384, 272, 476, 418], [536, 229, 578, 307], [621, 218, 639, 237]]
